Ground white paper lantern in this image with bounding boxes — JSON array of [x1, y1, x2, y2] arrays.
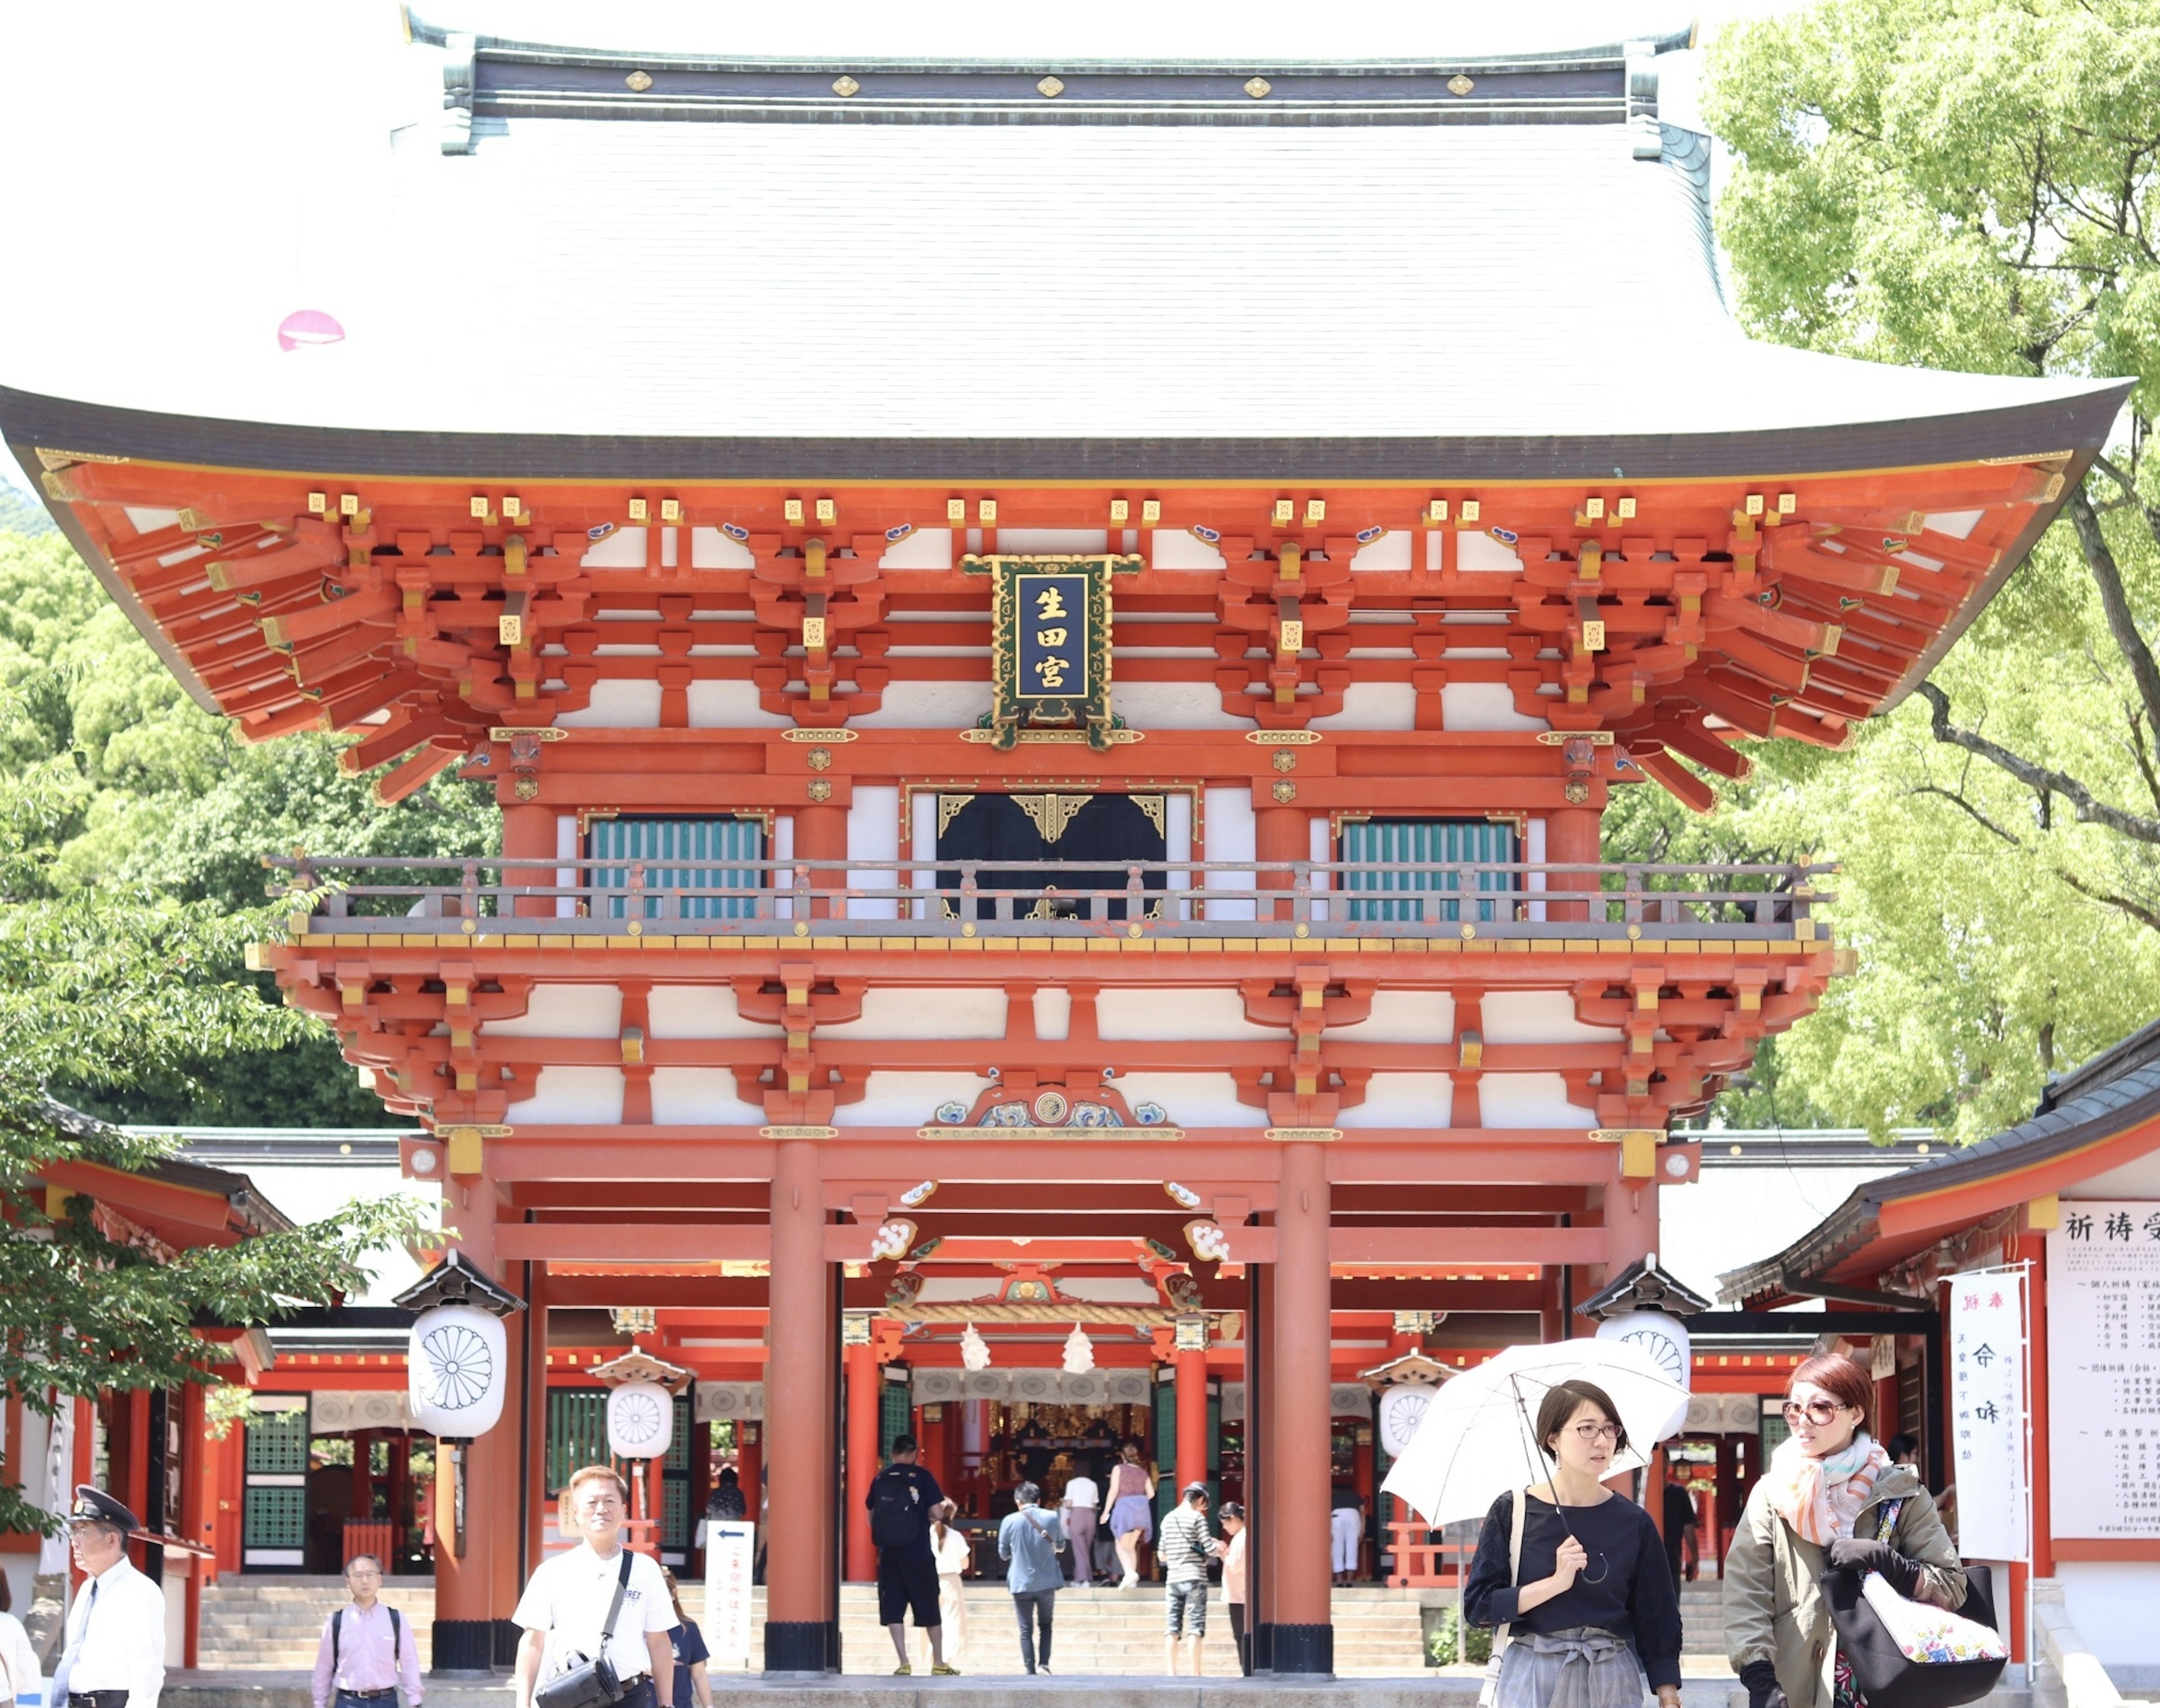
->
[[1061, 1324, 1096, 1374], [960, 1323, 992, 1372], [607, 1380, 675, 1460], [1379, 1384, 1435, 1457], [1595, 1309, 1693, 1441], [408, 1304, 510, 1439]]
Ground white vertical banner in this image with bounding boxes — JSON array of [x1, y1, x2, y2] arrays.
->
[[38, 1395, 73, 1576], [703, 1520, 756, 1670], [1949, 1268, 2029, 1560]]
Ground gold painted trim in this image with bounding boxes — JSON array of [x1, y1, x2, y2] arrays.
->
[[914, 1125, 1183, 1141], [1245, 731, 1322, 745], [959, 728, 1145, 745], [1534, 730, 1613, 746], [782, 728, 860, 743], [1265, 1128, 1342, 1143], [759, 1125, 839, 1139], [490, 725, 568, 742]]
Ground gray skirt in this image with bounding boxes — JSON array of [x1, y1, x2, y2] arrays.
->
[[1493, 1626, 1647, 1708]]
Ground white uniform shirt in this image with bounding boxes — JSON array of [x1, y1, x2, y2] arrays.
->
[[511, 1544, 673, 1686], [57, 1557, 165, 1708]]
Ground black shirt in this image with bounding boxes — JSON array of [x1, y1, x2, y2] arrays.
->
[[1462, 1490, 1684, 1689], [866, 1462, 945, 1562], [1662, 1481, 1698, 1538]]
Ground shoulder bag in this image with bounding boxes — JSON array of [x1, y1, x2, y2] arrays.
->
[[1821, 1500, 2006, 1708], [1020, 1507, 1066, 1554], [534, 1551, 636, 1708], [1474, 1487, 1527, 1708]]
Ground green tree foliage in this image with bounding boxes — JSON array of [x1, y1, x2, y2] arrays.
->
[[1659, 0, 2160, 1139], [0, 528, 498, 1122]]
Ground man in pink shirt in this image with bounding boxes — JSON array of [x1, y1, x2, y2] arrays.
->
[[311, 1557, 423, 1708]]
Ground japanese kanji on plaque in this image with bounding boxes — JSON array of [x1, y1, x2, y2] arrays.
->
[[2046, 1199, 2160, 1540], [968, 552, 1140, 749]]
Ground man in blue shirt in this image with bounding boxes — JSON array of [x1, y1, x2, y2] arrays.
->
[[996, 1481, 1066, 1675]]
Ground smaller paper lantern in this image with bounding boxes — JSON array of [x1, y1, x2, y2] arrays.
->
[[1379, 1384, 1436, 1457], [408, 1304, 509, 1439], [277, 309, 345, 351], [607, 1379, 675, 1461], [1595, 1309, 1693, 1441]]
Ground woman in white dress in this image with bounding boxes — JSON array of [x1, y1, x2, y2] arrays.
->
[[0, 1574, 43, 1708], [921, 1502, 972, 1669]]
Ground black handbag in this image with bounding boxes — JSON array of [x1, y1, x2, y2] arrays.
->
[[534, 1550, 635, 1708], [1822, 1502, 2006, 1708]]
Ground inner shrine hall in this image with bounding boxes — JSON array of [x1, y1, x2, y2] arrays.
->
[[1, 8, 2127, 1679]]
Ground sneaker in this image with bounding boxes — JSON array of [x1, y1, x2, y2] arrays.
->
[[893, 1664, 913, 1676], [932, 1663, 962, 1676], [1040, 1665, 1053, 1675]]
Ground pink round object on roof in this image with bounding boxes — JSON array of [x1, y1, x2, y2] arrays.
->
[[277, 309, 345, 351]]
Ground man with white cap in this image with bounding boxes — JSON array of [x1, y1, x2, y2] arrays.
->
[[50, 1486, 165, 1708]]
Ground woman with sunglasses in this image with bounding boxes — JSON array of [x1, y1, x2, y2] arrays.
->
[[1465, 1380, 1682, 1708], [1727, 1355, 1966, 1708]]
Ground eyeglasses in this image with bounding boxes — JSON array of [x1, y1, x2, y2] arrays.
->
[[1782, 1399, 1854, 1426], [1570, 1422, 1622, 1443]]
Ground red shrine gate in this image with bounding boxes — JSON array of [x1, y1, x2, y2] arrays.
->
[[1, 12, 2126, 1676]]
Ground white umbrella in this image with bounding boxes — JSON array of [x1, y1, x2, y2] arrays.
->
[[1380, 1338, 1690, 1529]]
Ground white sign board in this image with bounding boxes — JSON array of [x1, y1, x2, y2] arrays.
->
[[1948, 1269, 2027, 1559], [2046, 1200, 2160, 1540], [703, 1520, 757, 1669]]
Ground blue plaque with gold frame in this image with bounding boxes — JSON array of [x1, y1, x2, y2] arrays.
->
[[964, 552, 1142, 750]]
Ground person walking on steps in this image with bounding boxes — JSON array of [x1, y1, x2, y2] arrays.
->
[[658, 1572, 710, 1708], [1331, 1485, 1365, 1586], [512, 1466, 674, 1708], [1726, 1355, 1965, 1708], [869, 1435, 957, 1677], [1059, 1465, 1100, 1588], [998, 1482, 1066, 1675], [51, 1486, 165, 1708], [1159, 1482, 1224, 1678], [312, 1555, 422, 1708], [1101, 1440, 1156, 1589], [1220, 1503, 1251, 1676], [1464, 1380, 1684, 1708]]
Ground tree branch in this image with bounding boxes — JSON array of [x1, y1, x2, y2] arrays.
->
[[1907, 784, 2026, 846], [1914, 679, 2160, 845], [2089, 453, 2160, 557], [2068, 483, 2160, 736], [2049, 866, 2160, 934]]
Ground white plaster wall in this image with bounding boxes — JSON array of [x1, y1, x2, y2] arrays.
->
[[688, 680, 791, 727], [1311, 682, 1418, 731], [1330, 990, 1456, 1043], [1166, 791, 1194, 864], [485, 984, 623, 1038], [839, 1072, 994, 1126], [1444, 682, 1547, 731], [1034, 988, 1072, 1041], [507, 1066, 627, 1124], [1349, 531, 1412, 570], [848, 785, 901, 920], [1479, 1073, 1595, 1128], [2059, 1563, 2160, 1672], [1203, 785, 1257, 921], [1151, 530, 1226, 570], [1339, 1072, 1455, 1128], [820, 986, 1007, 1040], [1097, 987, 1282, 1042], [1115, 682, 1248, 729], [647, 985, 785, 1039], [879, 527, 954, 569], [1482, 990, 1621, 1044], [556, 679, 663, 727], [848, 681, 994, 728], [997, 529, 1109, 553], [650, 1068, 769, 1126], [1106, 1071, 1258, 1127], [689, 526, 757, 569], [1457, 531, 1524, 573], [582, 526, 649, 568], [1923, 509, 1983, 539]]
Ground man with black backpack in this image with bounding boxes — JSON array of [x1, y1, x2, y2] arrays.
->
[[868, 1435, 957, 1676], [311, 1556, 422, 1708]]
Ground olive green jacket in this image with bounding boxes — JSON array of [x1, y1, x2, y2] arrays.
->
[[1724, 1464, 1966, 1708]]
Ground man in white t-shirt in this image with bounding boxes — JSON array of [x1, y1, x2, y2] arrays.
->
[[513, 1467, 676, 1708], [1058, 1472, 1100, 1587]]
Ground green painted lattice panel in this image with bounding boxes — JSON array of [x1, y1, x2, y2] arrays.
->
[[546, 1389, 609, 1491], [880, 1376, 914, 1463], [664, 1395, 694, 1470], [591, 817, 763, 920], [244, 1484, 306, 1549], [1343, 819, 1517, 924], [663, 1476, 690, 1551], [245, 1403, 309, 1475]]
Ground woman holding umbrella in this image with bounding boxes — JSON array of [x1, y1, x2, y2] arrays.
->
[[1726, 1354, 1964, 1708], [1464, 1380, 1683, 1708]]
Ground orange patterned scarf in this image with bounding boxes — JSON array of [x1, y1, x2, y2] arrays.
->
[[1763, 1432, 1889, 1545]]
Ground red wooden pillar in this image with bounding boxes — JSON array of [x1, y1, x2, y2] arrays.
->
[[179, 1380, 208, 1665], [503, 801, 556, 918], [795, 804, 848, 920], [765, 1139, 835, 1671], [2015, 1228, 2052, 1664], [1274, 1142, 1334, 1673], [843, 1339, 880, 1580], [1254, 1265, 1278, 1651], [1175, 1341, 1209, 1500], [1545, 804, 1600, 923], [735, 1425, 762, 1528], [1256, 805, 1306, 921], [523, 1261, 551, 1578]]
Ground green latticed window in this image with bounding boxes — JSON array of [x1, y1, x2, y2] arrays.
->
[[1343, 819, 1517, 923], [590, 817, 763, 919], [245, 1401, 308, 1475], [546, 1389, 609, 1491]]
